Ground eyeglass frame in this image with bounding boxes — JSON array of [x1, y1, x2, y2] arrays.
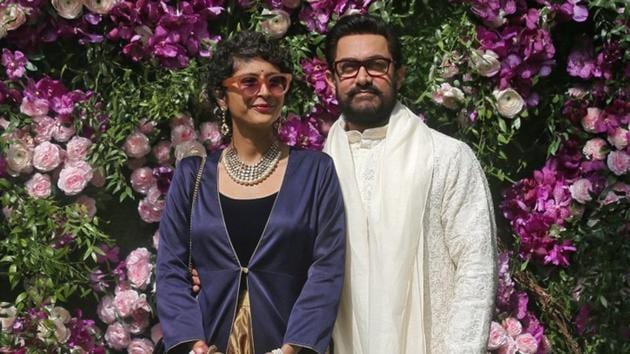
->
[[221, 72, 293, 98], [332, 57, 394, 79]]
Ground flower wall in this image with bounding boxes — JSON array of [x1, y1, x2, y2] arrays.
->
[[0, 0, 628, 353]]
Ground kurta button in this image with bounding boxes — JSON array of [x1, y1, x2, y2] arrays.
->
[[241, 267, 249, 274]]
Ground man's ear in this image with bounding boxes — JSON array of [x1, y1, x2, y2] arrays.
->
[[394, 66, 406, 91], [325, 70, 336, 92]]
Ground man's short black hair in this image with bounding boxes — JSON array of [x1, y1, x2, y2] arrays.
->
[[324, 14, 402, 72]]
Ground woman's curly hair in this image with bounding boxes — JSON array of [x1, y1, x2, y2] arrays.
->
[[206, 31, 293, 99]]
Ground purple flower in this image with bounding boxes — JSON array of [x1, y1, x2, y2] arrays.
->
[[153, 166, 174, 195], [96, 244, 120, 264], [278, 114, 325, 150], [1, 49, 27, 80], [567, 42, 595, 79], [301, 57, 339, 112], [574, 305, 591, 335], [0, 154, 8, 178], [543, 240, 576, 266]]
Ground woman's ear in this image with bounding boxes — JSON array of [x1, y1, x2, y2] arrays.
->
[[214, 89, 227, 110]]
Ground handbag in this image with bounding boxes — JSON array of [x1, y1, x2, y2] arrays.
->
[[154, 155, 207, 354]]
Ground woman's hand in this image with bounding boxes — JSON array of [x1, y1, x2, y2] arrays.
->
[[280, 344, 302, 354]]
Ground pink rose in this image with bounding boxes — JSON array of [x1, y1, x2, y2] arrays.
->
[[114, 289, 139, 318], [497, 337, 517, 354], [170, 115, 194, 128], [582, 138, 608, 160], [607, 150, 630, 176], [52, 123, 76, 143], [200, 122, 222, 149], [6, 141, 33, 176], [32, 141, 62, 172], [126, 247, 153, 289], [569, 178, 593, 204], [19, 96, 49, 117], [127, 338, 154, 354], [124, 132, 151, 159], [137, 118, 157, 135], [170, 124, 197, 146], [607, 127, 629, 150], [66, 136, 92, 161], [487, 321, 508, 350], [91, 168, 106, 188], [131, 167, 156, 194], [129, 307, 150, 335], [32, 116, 56, 143], [25, 173, 52, 199], [138, 197, 163, 223], [75, 195, 97, 218], [152, 141, 172, 165], [515, 333, 539, 354], [105, 322, 131, 350], [152, 230, 160, 250], [581, 107, 604, 133], [57, 160, 93, 196], [502, 317, 522, 337], [150, 323, 163, 344], [97, 295, 117, 324]]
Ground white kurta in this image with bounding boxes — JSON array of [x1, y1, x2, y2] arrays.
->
[[326, 104, 497, 354]]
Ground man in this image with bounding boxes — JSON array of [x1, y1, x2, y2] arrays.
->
[[322, 15, 497, 354]]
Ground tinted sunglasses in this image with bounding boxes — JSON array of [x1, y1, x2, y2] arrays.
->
[[222, 72, 292, 98]]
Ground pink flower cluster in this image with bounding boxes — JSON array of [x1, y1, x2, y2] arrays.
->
[[489, 252, 550, 353], [128, 115, 223, 223], [298, 0, 374, 33], [278, 113, 325, 150], [0, 77, 108, 201], [94, 247, 159, 352], [567, 39, 625, 81], [107, 0, 224, 69]]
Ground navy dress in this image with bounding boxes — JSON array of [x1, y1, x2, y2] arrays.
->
[[156, 148, 346, 354]]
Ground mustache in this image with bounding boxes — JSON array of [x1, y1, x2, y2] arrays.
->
[[348, 85, 382, 97]]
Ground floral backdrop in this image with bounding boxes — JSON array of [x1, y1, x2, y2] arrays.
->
[[0, 0, 628, 353]]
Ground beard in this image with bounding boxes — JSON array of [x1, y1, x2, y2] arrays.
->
[[337, 81, 397, 128]]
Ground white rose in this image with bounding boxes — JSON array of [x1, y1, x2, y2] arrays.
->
[[84, 0, 119, 14], [432, 83, 465, 110], [260, 9, 291, 39], [469, 49, 501, 77], [6, 142, 33, 176], [51, 0, 83, 19], [0, 303, 17, 331], [493, 88, 525, 118]]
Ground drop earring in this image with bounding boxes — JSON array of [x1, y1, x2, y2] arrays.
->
[[219, 108, 230, 136]]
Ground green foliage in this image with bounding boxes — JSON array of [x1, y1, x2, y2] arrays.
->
[[0, 188, 111, 310]]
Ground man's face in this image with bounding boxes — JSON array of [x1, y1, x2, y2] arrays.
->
[[326, 34, 404, 130]]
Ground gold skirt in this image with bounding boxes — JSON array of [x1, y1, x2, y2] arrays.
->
[[226, 289, 254, 354]]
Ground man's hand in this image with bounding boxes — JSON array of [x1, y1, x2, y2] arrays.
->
[[190, 341, 221, 354], [191, 268, 201, 294]]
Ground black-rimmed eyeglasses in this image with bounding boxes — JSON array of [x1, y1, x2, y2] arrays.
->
[[333, 57, 393, 79]]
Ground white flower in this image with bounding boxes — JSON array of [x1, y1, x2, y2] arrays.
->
[[469, 49, 501, 77], [493, 88, 525, 118], [260, 9, 291, 39], [432, 83, 465, 110], [51, 0, 83, 19], [84, 0, 119, 14]]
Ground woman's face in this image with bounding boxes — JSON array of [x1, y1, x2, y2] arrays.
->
[[218, 57, 289, 131]]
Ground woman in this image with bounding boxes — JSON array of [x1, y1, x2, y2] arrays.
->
[[156, 31, 346, 354]]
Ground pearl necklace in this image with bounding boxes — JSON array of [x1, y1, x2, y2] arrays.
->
[[222, 141, 281, 186]]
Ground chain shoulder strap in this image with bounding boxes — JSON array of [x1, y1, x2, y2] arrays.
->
[[188, 155, 206, 274]]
